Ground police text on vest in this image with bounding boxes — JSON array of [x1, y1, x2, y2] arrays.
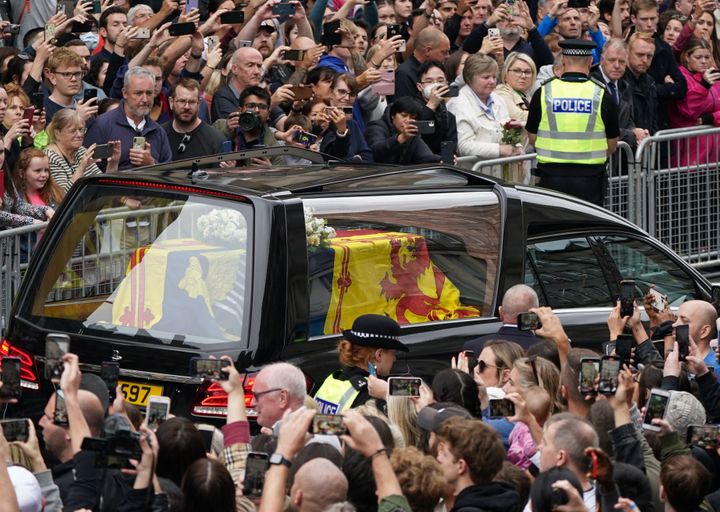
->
[[551, 98, 593, 114]]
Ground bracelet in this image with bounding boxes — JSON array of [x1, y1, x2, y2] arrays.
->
[[370, 60, 380, 68], [370, 448, 389, 460], [205, 65, 216, 70], [116, 44, 125, 49]]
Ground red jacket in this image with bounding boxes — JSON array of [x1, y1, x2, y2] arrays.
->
[[668, 66, 720, 166]]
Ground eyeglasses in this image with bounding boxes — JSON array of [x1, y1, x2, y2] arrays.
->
[[243, 102, 269, 111], [54, 71, 83, 80], [252, 388, 283, 400], [509, 68, 533, 77], [477, 360, 497, 372], [178, 133, 191, 154], [174, 98, 199, 107], [420, 78, 447, 85]]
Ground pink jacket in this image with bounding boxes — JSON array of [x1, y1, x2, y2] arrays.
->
[[668, 66, 720, 166], [507, 421, 537, 470]]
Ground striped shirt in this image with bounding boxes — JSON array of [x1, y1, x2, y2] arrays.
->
[[45, 146, 103, 193]]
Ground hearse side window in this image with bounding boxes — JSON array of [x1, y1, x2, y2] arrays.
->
[[526, 237, 611, 309], [24, 184, 252, 348], [303, 192, 499, 336], [598, 235, 699, 305]]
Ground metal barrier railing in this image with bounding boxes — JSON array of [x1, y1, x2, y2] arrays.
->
[[1, 222, 47, 333]]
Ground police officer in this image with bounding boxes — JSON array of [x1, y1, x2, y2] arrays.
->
[[314, 314, 409, 414], [526, 39, 620, 206]]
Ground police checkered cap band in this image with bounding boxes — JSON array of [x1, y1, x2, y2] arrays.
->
[[349, 330, 400, 341], [563, 48, 593, 56]]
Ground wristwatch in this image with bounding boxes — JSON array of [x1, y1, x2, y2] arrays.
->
[[269, 452, 292, 467]]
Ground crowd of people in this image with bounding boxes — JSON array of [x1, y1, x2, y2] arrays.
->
[[0, 0, 718, 224], [2, 284, 720, 512]]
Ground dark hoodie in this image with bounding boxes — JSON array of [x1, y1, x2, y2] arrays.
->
[[364, 108, 441, 165], [451, 482, 521, 512]]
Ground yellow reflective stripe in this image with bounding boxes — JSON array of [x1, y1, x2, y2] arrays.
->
[[536, 148, 608, 160], [536, 130, 606, 139], [544, 82, 558, 132]]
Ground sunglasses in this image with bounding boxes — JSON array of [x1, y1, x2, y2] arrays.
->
[[477, 360, 497, 372]]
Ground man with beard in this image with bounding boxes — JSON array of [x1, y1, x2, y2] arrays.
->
[[85, 66, 171, 170], [495, 4, 553, 67], [253, 20, 277, 60], [91, 7, 128, 63], [163, 78, 226, 161]]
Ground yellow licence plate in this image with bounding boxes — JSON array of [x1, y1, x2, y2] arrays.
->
[[118, 380, 164, 407]]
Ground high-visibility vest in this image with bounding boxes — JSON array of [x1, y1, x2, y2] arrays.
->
[[314, 372, 363, 414], [535, 78, 608, 165]]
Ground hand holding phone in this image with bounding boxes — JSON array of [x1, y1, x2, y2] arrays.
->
[[675, 324, 689, 361], [619, 279, 636, 318], [146, 396, 170, 431], [642, 388, 670, 431], [598, 356, 620, 395]]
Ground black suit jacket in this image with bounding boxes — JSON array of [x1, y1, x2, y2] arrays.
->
[[462, 325, 538, 355]]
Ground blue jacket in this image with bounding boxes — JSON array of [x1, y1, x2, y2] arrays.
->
[[317, 55, 351, 74], [84, 101, 172, 170]]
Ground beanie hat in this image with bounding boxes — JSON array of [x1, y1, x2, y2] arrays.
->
[[665, 391, 706, 439]]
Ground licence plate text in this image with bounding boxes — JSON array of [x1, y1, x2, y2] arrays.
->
[[118, 380, 163, 406]]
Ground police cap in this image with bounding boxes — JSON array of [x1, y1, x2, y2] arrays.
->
[[559, 39, 597, 57], [342, 314, 409, 352]]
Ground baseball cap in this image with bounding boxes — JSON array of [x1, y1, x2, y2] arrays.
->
[[417, 405, 472, 433], [7, 465, 41, 512]]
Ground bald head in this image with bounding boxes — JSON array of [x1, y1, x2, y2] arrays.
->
[[232, 46, 262, 64], [675, 300, 718, 349], [290, 458, 348, 512], [500, 284, 539, 323], [78, 390, 105, 437], [230, 46, 263, 89], [292, 36, 316, 50], [414, 27, 450, 63]]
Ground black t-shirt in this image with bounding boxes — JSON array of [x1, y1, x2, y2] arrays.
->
[[162, 121, 228, 161]]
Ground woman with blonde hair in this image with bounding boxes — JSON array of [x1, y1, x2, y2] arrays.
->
[[313, 314, 408, 413], [505, 356, 562, 413], [496, 52, 537, 127], [386, 395, 421, 448], [44, 108, 120, 192]]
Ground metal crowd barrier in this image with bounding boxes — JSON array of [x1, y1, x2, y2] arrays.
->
[[636, 126, 720, 268], [0, 222, 47, 333]]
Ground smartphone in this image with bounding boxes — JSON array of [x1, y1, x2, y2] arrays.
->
[[488, 398, 515, 419], [56, 2, 66, 15], [598, 356, 620, 395], [283, 49, 305, 61], [186, 0, 199, 13], [101, 361, 119, 398], [647, 288, 668, 312], [237, 39, 252, 48], [414, 120, 435, 135], [517, 312, 541, 331], [615, 334, 633, 362], [3, 24, 20, 35], [243, 452, 269, 497], [568, 0, 590, 8], [372, 68, 395, 96], [289, 84, 314, 100], [45, 333, 70, 381], [0, 357, 21, 400], [387, 377, 422, 397], [31, 91, 44, 109], [603, 341, 616, 356], [444, 84, 460, 98], [441, 140, 456, 164], [676, 324, 689, 361], [368, 362, 376, 377], [340, 106, 354, 116], [620, 279, 636, 317], [83, 89, 98, 103], [313, 413, 347, 435], [463, 350, 477, 374], [642, 388, 670, 431], [54, 390, 69, 427], [93, 0, 102, 13], [133, 28, 151, 39], [146, 396, 170, 431], [44, 23, 57, 43], [488, 27, 500, 39], [551, 488, 568, 508], [293, 130, 318, 148], [0, 419, 28, 442], [22, 106, 34, 124], [169, 23, 196, 37], [321, 31, 342, 46], [191, 358, 230, 380], [578, 357, 600, 395], [207, 35, 219, 52], [132, 136, 145, 150], [387, 24, 406, 52], [198, 424, 215, 451], [220, 10, 245, 24], [93, 143, 114, 159], [272, 3, 295, 15], [687, 424, 720, 449]]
